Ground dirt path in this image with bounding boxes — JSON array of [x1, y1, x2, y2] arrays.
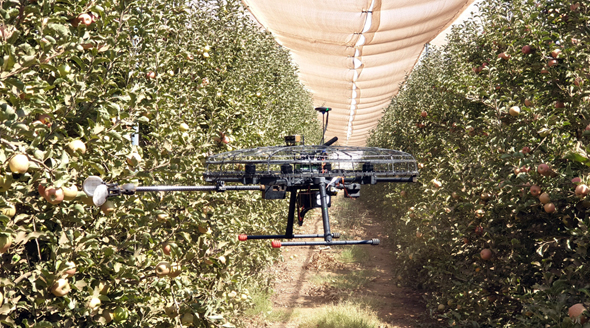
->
[[246, 196, 425, 328]]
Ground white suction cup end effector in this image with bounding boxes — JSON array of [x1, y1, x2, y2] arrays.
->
[[83, 176, 104, 197], [93, 184, 109, 207]]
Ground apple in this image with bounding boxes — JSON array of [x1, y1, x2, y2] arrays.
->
[[72, 13, 92, 27], [540, 68, 549, 74], [126, 153, 141, 166], [522, 45, 533, 54], [548, 59, 558, 67], [569, 303, 587, 323], [113, 307, 129, 322], [165, 304, 179, 317], [155, 261, 171, 277], [181, 313, 194, 325], [475, 226, 484, 235], [575, 184, 589, 198], [555, 101, 565, 108], [169, 263, 182, 278], [416, 231, 423, 238], [157, 213, 169, 222], [146, 71, 156, 79], [537, 164, 552, 176], [51, 278, 70, 297], [572, 177, 582, 184], [551, 49, 561, 58], [101, 201, 115, 214], [509, 106, 520, 116], [431, 179, 442, 188], [88, 296, 101, 309], [530, 185, 541, 197], [524, 99, 533, 107], [179, 123, 189, 131], [521, 146, 531, 154], [480, 249, 492, 260], [421, 111, 428, 118], [480, 193, 491, 201], [45, 187, 64, 205], [163, 243, 171, 255], [539, 192, 551, 204], [102, 310, 114, 323], [544, 203, 556, 213], [186, 54, 194, 61], [0, 204, 16, 218], [498, 52, 511, 60], [58, 64, 71, 77], [64, 261, 76, 276], [9, 154, 29, 174], [62, 185, 78, 201], [0, 234, 13, 253], [452, 192, 460, 200], [67, 139, 86, 154]]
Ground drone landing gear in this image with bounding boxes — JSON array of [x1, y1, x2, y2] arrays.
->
[[238, 178, 380, 248]]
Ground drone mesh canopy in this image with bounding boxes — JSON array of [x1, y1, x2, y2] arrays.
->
[[242, 0, 474, 146], [205, 145, 418, 179]]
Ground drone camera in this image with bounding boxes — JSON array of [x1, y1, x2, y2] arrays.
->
[[344, 183, 361, 198], [284, 135, 304, 146], [262, 184, 287, 200]]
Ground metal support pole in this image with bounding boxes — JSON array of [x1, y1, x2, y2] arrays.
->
[[285, 189, 297, 239], [317, 179, 332, 242]]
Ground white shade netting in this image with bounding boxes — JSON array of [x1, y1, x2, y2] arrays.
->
[[242, 0, 474, 146]]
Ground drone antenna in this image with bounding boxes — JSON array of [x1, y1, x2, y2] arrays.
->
[[315, 107, 331, 144]]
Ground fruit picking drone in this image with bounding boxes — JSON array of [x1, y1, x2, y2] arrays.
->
[[83, 107, 419, 247]]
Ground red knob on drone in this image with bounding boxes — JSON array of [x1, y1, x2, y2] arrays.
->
[[271, 240, 281, 248], [238, 234, 248, 241]]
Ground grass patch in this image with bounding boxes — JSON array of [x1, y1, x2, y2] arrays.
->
[[339, 246, 369, 264], [299, 301, 383, 328], [243, 289, 298, 322], [311, 270, 375, 290]]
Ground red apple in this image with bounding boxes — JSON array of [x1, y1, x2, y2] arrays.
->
[[421, 111, 428, 118], [147, 71, 156, 79], [480, 249, 492, 260], [530, 185, 541, 197], [548, 59, 558, 67], [544, 203, 556, 213], [537, 164, 552, 176], [572, 177, 582, 184], [45, 187, 64, 205], [555, 101, 565, 108], [498, 52, 511, 60], [539, 192, 551, 204], [522, 45, 533, 54], [521, 146, 531, 154], [575, 184, 589, 198], [551, 49, 561, 58], [524, 99, 533, 107]]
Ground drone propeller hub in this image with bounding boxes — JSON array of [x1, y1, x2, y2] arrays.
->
[[271, 240, 282, 248], [238, 234, 248, 241]]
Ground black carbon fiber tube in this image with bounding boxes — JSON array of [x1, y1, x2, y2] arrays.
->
[[135, 185, 263, 192], [279, 239, 379, 246], [323, 136, 338, 146], [375, 177, 417, 183]]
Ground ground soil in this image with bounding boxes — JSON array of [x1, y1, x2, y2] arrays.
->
[[245, 197, 425, 328]]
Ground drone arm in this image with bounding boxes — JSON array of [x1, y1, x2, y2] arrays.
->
[[133, 185, 264, 193]]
